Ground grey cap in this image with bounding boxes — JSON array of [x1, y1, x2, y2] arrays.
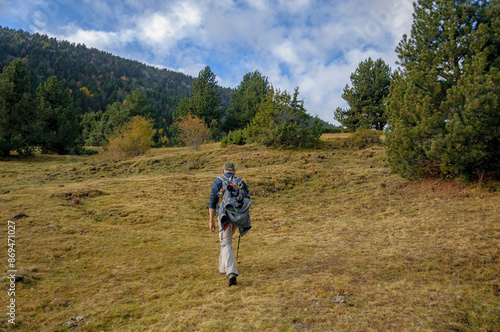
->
[[223, 162, 235, 172]]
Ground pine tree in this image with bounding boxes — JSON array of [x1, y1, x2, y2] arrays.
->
[[333, 107, 359, 133], [335, 58, 391, 131], [0, 59, 38, 157], [385, 0, 499, 179], [247, 87, 322, 148], [37, 76, 81, 154], [176, 66, 222, 127], [224, 71, 269, 132], [121, 89, 151, 118]]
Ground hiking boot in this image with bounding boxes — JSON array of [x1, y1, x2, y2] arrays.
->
[[228, 273, 237, 286]]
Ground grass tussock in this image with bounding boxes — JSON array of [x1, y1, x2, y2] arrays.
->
[[0, 134, 499, 331]]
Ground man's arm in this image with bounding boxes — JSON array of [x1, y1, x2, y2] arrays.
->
[[241, 180, 250, 198], [209, 208, 216, 232], [209, 177, 221, 232]]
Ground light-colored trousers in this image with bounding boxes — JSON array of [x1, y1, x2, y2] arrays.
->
[[218, 219, 238, 276]]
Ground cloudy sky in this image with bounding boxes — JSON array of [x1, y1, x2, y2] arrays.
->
[[0, 0, 414, 124]]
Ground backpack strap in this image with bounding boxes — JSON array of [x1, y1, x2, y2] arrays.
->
[[218, 174, 242, 189], [218, 175, 229, 189]]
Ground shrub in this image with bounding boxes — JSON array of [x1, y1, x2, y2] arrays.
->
[[322, 126, 344, 134], [176, 114, 211, 150], [347, 129, 382, 150], [246, 87, 322, 149], [105, 116, 156, 159], [221, 129, 248, 148]]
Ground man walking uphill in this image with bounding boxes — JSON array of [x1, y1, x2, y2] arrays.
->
[[209, 162, 251, 286]]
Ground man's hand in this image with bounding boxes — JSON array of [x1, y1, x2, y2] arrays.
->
[[209, 208, 216, 232]]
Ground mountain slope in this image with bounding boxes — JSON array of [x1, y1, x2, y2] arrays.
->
[[0, 134, 498, 331], [0, 26, 232, 124]]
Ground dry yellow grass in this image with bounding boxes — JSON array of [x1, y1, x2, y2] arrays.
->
[[0, 134, 499, 331]]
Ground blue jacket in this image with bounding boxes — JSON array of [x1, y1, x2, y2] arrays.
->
[[209, 172, 251, 236], [209, 172, 249, 209]]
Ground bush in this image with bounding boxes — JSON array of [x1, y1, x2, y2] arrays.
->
[[322, 126, 344, 134], [246, 87, 322, 149], [221, 129, 248, 148], [105, 116, 156, 159], [176, 114, 211, 150], [70, 145, 98, 155], [347, 129, 382, 150]]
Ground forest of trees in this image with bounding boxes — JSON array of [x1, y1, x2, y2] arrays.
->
[[0, 26, 327, 156], [0, 59, 82, 156], [0, 26, 233, 126]]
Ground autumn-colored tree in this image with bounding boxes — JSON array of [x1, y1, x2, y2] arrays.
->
[[105, 116, 156, 159], [156, 128, 169, 147], [177, 114, 211, 150], [79, 86, 93, 97]]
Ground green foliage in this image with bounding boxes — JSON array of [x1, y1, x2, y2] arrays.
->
[[0, 60, 84, 156], [336, 58, 391, 131], [121, 89, 151, 118], [246, 87, 322, 149], [334, 107, 359, 132], [0, 27, 217, 128], [105, 116, 156, 159], [322, 125, 344, 134], [386, 0, 500, 179], [223, 71, 269, 132], [221, 129, 249, 148], [175, 66, 222, 129], [81, 110, 106, 146], [346, 129, 382, 150], [36, 76, 81, 154], [81, 89, 152, 146], [164, 122, 182, 147], [0, 59, 38, 157]]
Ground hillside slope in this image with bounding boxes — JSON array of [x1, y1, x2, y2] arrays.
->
[[0, 27, 232, 123], [0, 135, 499, 331]]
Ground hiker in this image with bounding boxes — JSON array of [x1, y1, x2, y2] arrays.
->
[[209, 162, 251, 286]]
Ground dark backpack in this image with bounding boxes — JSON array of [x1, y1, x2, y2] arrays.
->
[[217, 175, 252, 236]]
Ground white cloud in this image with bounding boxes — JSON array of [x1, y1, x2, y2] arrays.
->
[[56, 26, 134, 51], [245, 0, 269, 12], [273, 39, 301, 65], [138, 3, 201, 43], [141, 14, 174, 42], [277, 0, 312, 13], [4, 0, 414, 124], [136, 2, 203, 53]]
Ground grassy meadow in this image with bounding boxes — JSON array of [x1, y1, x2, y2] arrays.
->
[[0, 134, 499, 331]]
